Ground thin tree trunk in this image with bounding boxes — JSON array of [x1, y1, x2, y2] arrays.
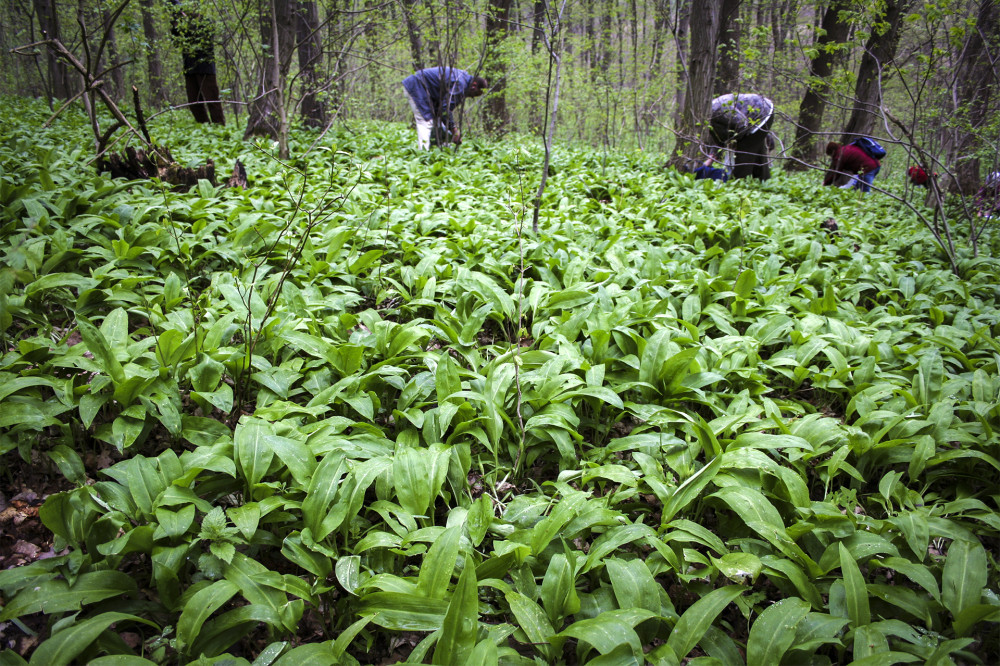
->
[[244, 0, 294, 156], [101, 8, 125, 100], [401, 0, 424, 70], [671, 0, 691, 134], [532, 0, 546, 53], [789, 0, 851, 168], [139, 0, 167, 106], [485, 0, 512, 134], [946, 0, 999, 195], [714, 0, 741, 95], [650, 0, 669, 73], [296, 0, 325, 127], [34, 0, 70, 98], [669, 0, 722, 165], [533, 2, 565, 234], [841, 0, 914, 142]]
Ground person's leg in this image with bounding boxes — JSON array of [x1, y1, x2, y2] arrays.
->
[[185, 75, 209, 123], [859, 166, 880, 193], [733, 132, 770, 180], [403, 89, 433, 150]]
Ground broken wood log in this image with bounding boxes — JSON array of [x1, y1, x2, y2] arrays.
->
[[96, 145, 247, 190]]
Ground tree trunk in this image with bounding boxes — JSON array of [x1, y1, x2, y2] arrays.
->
[[244, 0, 295, 152], [841, 0, 914, 142], [670, 0, 691, 135], [485, 0, 512, 134], [771, 0, 797, 52], [101, 8, 125, 101], [650, 0, 669, 73], [789, 0, 851, 168], [946, 0, 999, 195], [713, 0, 741, 95], [532, 0, 546, 53], [34, 0, 70, 99], [669, 0, 722, 166], [138, 0, 167, 107], [296, 0, 325, 128], [400, 0, 424, 71]]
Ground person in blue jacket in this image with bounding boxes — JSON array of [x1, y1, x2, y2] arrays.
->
[[402, 67, 487, 149]]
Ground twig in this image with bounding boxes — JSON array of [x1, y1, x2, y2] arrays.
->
[[132, 85, 152, 145]]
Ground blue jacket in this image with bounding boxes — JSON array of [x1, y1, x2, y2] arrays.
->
[[402, 67, 474, 131]]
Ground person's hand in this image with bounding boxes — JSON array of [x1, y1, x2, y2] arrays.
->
[[452, 129, 462, 144]]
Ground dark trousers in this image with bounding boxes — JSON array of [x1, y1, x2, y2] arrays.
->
[[710, 114, 773, 181], [731, 130, 771, 181], [185, 73, 225, 125]]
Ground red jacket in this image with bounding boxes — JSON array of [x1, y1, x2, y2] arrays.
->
[[824, 145, 880, 186]]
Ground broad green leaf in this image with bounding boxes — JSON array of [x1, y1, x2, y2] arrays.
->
[[301, 451, 347, 540], [29, 612, 154, 666], [0, 571, 137, 621], [418, 526, 462, 600], [541, 553, 580, 625], [223, 552, 291, 631], [665, 585, 744, 660], [876, 557, 940, 600], [942, 538, 987, 618], [177, 579, 240, 651], [840, 542, 871, 627], [952, 604, 1000, 637], [332, 616, 373, 658], [746, 598, 810, 666], [394, 446, 434, 517], [866, 584, 933, 627], [77, 315, 124, 385], [357, 591, 448, 630], [504, 591, 555, 661], [606, 558, 660, 613], [433, 555, 479, 665], [271, 642, 338, 666], [233, 417, 276, 486], [556, 609, 653, 658], [661, 455, 722, 525]]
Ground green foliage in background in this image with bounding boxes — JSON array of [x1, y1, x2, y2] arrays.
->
[[1, 96, 998, 665]]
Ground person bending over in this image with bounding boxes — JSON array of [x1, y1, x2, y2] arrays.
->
[[709, 93, 775, 181], [824, 142, 880, 192], [402, 67, 487, 150]]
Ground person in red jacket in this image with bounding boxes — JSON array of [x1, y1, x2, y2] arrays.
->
[[823, 142, 880, 192]]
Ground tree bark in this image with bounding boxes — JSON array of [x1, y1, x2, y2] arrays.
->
[[713, 0, 742, 95], [669, 0, 722, 166], [138, 0, 167, 107], [244, 0, 295, 151], [34, 0, 70, 99], [946, 0, 999, 195], [101, 8, 125, 100], [484, 0, 512, 134], [532, 0, 546, 53], [789, 0, 851, 168], [650, 0, 669, 73], [670, 0, 691, 136], [841, 0, 914, 142], [400, 0, 424, 71], [296, 0, 325, 127], [101, 9, 125, 101]]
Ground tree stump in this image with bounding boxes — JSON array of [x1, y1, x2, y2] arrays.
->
[[96, 145, 247, 190]]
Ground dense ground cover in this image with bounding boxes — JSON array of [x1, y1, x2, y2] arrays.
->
[[1, 95, 999, 665]]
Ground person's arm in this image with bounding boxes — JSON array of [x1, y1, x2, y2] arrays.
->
[[823, 151, 842, 186], [404, 71, 438, 121], [443, 70, 473, 132]]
